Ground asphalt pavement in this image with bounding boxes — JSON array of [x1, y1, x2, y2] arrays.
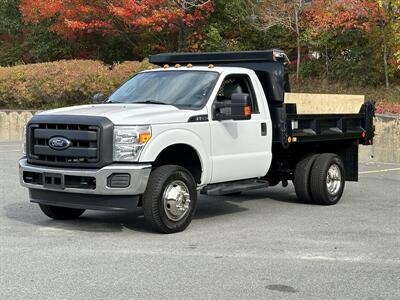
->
[[1, 141, 399, 299]]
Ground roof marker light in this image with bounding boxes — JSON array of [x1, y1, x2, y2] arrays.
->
[[208, 64, 214, 69], [163, 64, 169, 69], [187, 64, 193, 68], [175, 64, 181, 68]]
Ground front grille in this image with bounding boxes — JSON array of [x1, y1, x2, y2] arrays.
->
[[27, 115, 114, 168], [29, 123, 100, 164]]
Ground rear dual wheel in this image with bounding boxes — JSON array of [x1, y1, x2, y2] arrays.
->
[[294, 153, 345, 205]]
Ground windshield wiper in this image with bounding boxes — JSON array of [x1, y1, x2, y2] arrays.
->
[[106, 101, 122, 104], [106, 100, 178, 107], [133, 100, 171, 105]]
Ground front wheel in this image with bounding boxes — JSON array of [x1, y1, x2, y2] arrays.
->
[[143, 165, 197, 233], [310, 153, 345, 205], [39, 204, 85, 220]]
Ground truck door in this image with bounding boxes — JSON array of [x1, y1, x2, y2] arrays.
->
[[209, 73, 271, 183]]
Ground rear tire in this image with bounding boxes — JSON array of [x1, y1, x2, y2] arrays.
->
[[143, 165, 197, 234], [293, 154, 319, 203], [310, 153, 345, 205], [39, 204, 85, 220]]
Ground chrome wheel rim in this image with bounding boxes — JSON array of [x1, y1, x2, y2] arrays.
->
[[326, 164, 342, 195], [163, 180, 191, 221]]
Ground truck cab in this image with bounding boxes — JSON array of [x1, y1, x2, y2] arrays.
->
[[19, 50, 375, 233]]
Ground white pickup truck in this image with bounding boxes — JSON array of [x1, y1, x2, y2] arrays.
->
[[19, 50, 375, 233]]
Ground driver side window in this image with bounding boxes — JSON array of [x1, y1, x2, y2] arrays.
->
[[216, 75, 259, 113]]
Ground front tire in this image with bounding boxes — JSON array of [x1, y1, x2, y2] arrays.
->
[[39, 204, 85, 220], [143, 165, 197, 233], [310, 153, 345, 205]]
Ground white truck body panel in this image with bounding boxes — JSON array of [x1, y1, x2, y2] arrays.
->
[[140, 114, 212, 185], [206, 68, 273, 183]]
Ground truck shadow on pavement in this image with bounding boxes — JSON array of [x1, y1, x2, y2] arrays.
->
[[4, 187, 302, 234]]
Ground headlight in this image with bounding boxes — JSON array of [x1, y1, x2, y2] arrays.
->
[[113, 126, 152, 162], [22, 125, 27, 155]]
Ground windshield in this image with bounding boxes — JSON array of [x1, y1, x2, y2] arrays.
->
[[107, 70, 219, 109]]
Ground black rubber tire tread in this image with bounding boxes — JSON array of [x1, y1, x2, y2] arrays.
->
[[143, 165, 197, 234], [293, 154, 319, 203], [39, 204, 85, 220], [310, 153, 346, 205]]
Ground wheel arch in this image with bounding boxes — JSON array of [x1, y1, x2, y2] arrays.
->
[[139, 129, 210, 184]]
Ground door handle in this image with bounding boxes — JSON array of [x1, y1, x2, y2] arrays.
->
[[261, 123, 267, 136]]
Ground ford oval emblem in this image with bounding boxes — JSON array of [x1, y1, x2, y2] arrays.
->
[[48, 137, 72, 150]]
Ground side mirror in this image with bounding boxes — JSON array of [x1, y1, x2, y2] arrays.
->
[[215, 93, 252, 121], [93, 93, 105, 104]]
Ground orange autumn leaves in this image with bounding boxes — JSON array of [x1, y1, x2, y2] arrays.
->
[[306, 0, 382, 35], [20, 0, 214, 38]]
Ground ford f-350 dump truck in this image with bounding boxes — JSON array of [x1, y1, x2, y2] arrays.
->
[[19, 50, 375, 233]]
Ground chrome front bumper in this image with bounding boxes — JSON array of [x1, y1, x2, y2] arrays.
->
[[19, 158, 151, 195]]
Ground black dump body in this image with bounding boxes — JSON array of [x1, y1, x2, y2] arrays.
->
[[150, 50, 375, 182]]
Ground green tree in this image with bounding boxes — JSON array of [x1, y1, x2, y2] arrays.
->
[[0, 0, 73, 66], [201, 0, 261, 51]]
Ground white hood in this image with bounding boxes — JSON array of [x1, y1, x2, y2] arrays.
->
[[39, 104, 200, 125]]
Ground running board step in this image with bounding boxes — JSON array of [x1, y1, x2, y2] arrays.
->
[[201, 179, 269, 196]]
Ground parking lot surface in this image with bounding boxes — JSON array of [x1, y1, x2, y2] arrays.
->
[[1, 141, 399, 299]]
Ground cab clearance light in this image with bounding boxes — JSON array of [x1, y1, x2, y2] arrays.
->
[[175, 64, 181, 68], [208, 64, 214, 68], [187, 64, 193, 68], [163, 64, 169, 69]]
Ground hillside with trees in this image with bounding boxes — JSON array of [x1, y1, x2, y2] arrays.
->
[[0, 0, 399, 112]]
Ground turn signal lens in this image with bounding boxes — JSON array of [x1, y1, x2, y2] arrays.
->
[[139, 132, 152, 144], [244, 106, 252, 116]]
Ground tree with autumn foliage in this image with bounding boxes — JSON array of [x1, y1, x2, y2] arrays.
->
[[375, 0, 400, 87], [305, 0, 399, 86], [0, 0, 397, 87], [308, 0, 381, 82], [19, 0, 214, 55], [257, 0, 306, 83]]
